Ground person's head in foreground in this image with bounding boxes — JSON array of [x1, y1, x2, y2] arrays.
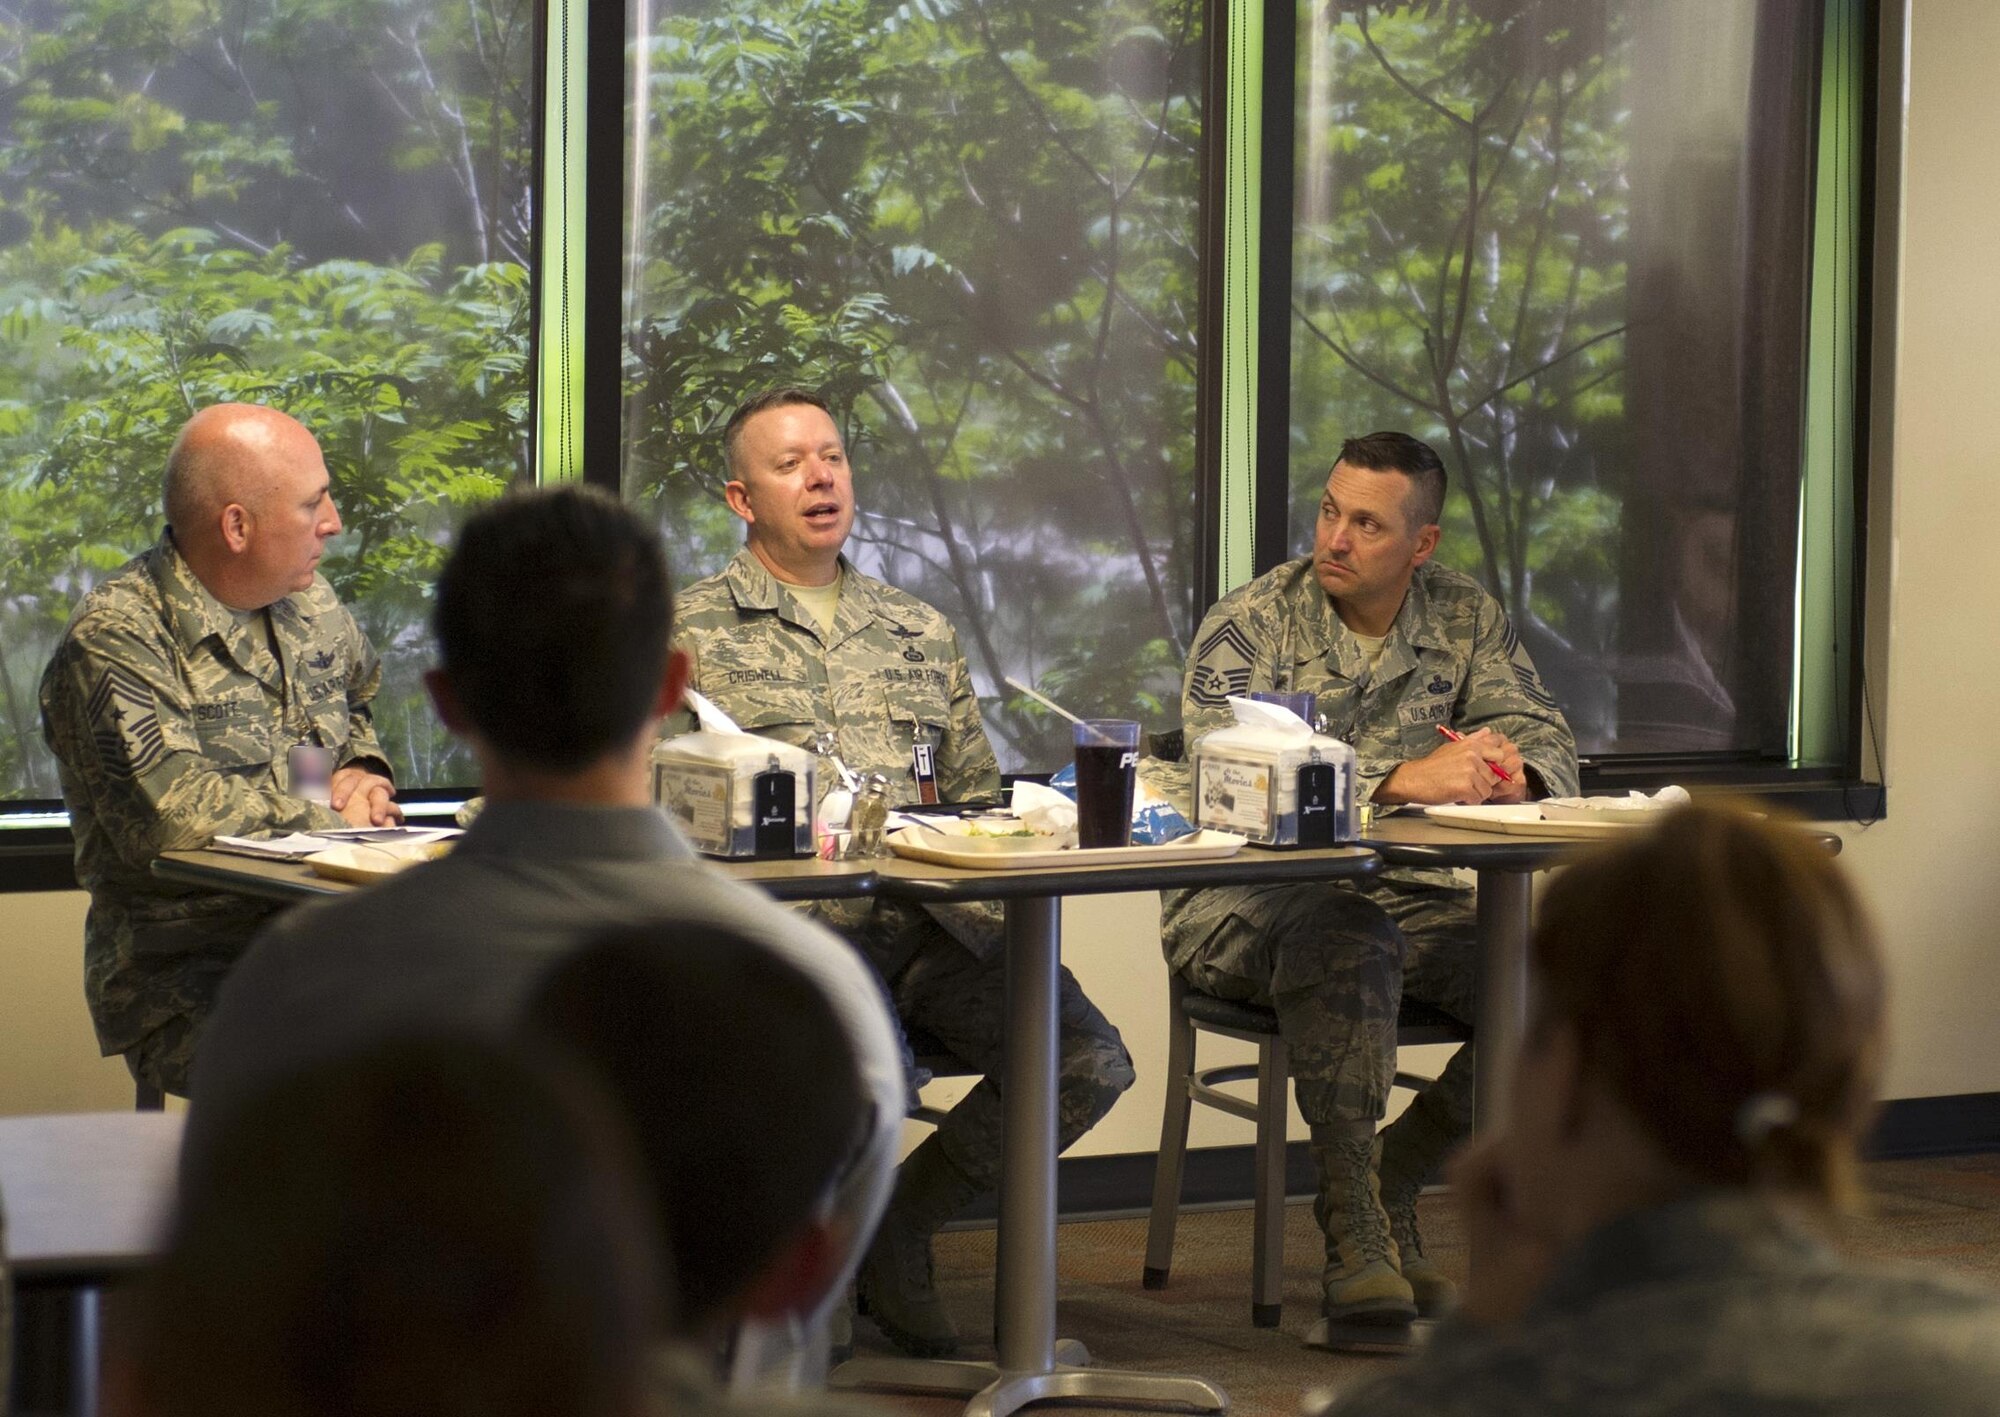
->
[[428, 483, 686, 792], [1322, 802, 2000, 1417], [1463, 799, 1885, 1323], [111, 1037, 665, 1417], [526, 921, 872, 1347]]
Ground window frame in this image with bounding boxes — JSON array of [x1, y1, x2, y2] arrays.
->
[[1242, 0, 1885, 814]]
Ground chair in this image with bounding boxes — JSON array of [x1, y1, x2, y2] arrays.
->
[[1141, 974, 1471, 1326]]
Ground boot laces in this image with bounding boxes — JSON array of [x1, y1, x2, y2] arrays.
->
[[1335, 1137, 1394, 1265], [1382, 1184, 1424, 1262]]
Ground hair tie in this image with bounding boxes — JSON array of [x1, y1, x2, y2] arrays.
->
[[1734, 1091, 1800, 1147]]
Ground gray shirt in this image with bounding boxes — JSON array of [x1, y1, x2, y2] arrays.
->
[[185, 800, 905, 1263], [1326, 1190, 2000, 1417]]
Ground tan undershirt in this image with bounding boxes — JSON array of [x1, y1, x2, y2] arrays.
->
[[778, 569, 843, 635], [1351, 630, 1388, 681]]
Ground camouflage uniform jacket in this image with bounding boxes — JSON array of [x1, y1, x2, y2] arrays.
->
[[1326, 1190, 2000, 1417], [1159, 558, 1578, 958], [38, 531, 387, 1058], [671, 549, 1003, 959]]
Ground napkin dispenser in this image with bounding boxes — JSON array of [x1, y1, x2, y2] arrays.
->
[[1188, 697, 1358, 847], [652, 731, 817, 859]]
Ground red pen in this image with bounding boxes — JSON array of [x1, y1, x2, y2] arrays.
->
[[1438, 725, 1515, 783]]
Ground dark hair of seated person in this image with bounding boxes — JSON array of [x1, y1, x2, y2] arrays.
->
[[111, 1036, 666, 1417], [1531, 798, 1886, 1210], [432, 483, 674, 771], [525, 921, 871, 1337]]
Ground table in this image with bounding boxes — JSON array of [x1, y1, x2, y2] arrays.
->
[[1358, 813, 1842, 1117], [0, 1112, 186, 1417], [832, 843, 1383, 1417], [154, 847, 879, 903]]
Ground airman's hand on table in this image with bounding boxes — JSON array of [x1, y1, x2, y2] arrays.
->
[[1374, 728, 1527, 805], [330, 766, 403, 827], [1450, 1134, 1561, 1329]]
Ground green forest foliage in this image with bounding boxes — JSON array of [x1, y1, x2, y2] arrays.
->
[[0, 0, 535, 796], [624, 0, 1204, 767], [1291, 0, 1630, 743], [1, 0, 1668, 795]]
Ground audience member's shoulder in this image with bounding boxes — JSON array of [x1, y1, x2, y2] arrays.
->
[[1838, 1260, 2000, 1381]]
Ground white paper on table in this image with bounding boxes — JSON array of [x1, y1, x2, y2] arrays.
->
[[210, 833, 333, 860], [1009, 780, 1081, 837], [308, 826, 462, 844], [211, 826, 459, 860]]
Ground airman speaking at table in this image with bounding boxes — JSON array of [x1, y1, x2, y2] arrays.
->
[[38, 404, 397, 1098], [1158, 431, 1578, 1335], [672, 387, 1135, 1360]]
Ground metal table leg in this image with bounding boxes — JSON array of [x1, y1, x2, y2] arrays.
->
[[74, 1286, 103, 1417], [832, 895, 1228, 1416], [1472, 869, 1535, 1128]]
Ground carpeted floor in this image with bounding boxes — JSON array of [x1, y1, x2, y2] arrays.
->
[[856, 1152, 2000, 1416]]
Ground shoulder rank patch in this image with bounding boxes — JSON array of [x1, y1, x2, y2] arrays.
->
[[1189, 620, 1256, 708], [1502, 620, 1560, 712], [88, 663, 168, 781]]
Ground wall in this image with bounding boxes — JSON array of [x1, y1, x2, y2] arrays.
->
[[1, 892, 138, 1113], [5, 0, 1998, 1137], [1831, 0, 2000, 1102]]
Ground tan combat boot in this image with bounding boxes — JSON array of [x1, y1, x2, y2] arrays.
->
[[1309, 1133, 1418, 1326], [1374, 1130, 1459, 1318], [856, 1134, 983, 1358]]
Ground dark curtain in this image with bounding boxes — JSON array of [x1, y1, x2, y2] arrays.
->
[[1617, 0, 1825, 755]]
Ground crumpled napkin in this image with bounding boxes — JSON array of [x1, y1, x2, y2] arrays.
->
[[1009, 780, 1081, 847]]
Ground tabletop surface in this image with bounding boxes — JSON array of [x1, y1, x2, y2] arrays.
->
[[1360, 810, 1842, 869], [155, 847, 880, 903], [0, 1111, 184, 1283], [1359, 812, 1607, 868], [872, 841, 1380, 901], [158, 841, 1380, 905]]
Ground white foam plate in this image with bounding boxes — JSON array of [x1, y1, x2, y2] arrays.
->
[[888, 826, 1246, 870], [1422, 804, 1648, 838]]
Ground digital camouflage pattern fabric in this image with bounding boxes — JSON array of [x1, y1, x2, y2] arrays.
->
[[1180, 557, 1577, 823], [672, 548, 1005, 964], [670, 548, 1132, 1183], [1325, 1191, 2000, 1417], [1156, 556, 1576, 1133], [39, 532, 387, 1094]]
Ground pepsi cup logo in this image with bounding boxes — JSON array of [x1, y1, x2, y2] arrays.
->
[[1119, 751, 1138, 769]]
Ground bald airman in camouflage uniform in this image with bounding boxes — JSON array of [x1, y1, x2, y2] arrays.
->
[[1164, 432, 1576, 1334], [39, 406, 394, 1098], [669, 388, 1133, 1360]]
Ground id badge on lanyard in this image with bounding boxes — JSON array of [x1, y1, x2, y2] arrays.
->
[[910, 725, 940, 805]]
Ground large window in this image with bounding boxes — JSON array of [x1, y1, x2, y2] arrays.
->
[[620, 0, 1208, 770], [1284, 0, 1846, 762], [0, 0, 1874, 820], [0, 0, 539, 801]]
